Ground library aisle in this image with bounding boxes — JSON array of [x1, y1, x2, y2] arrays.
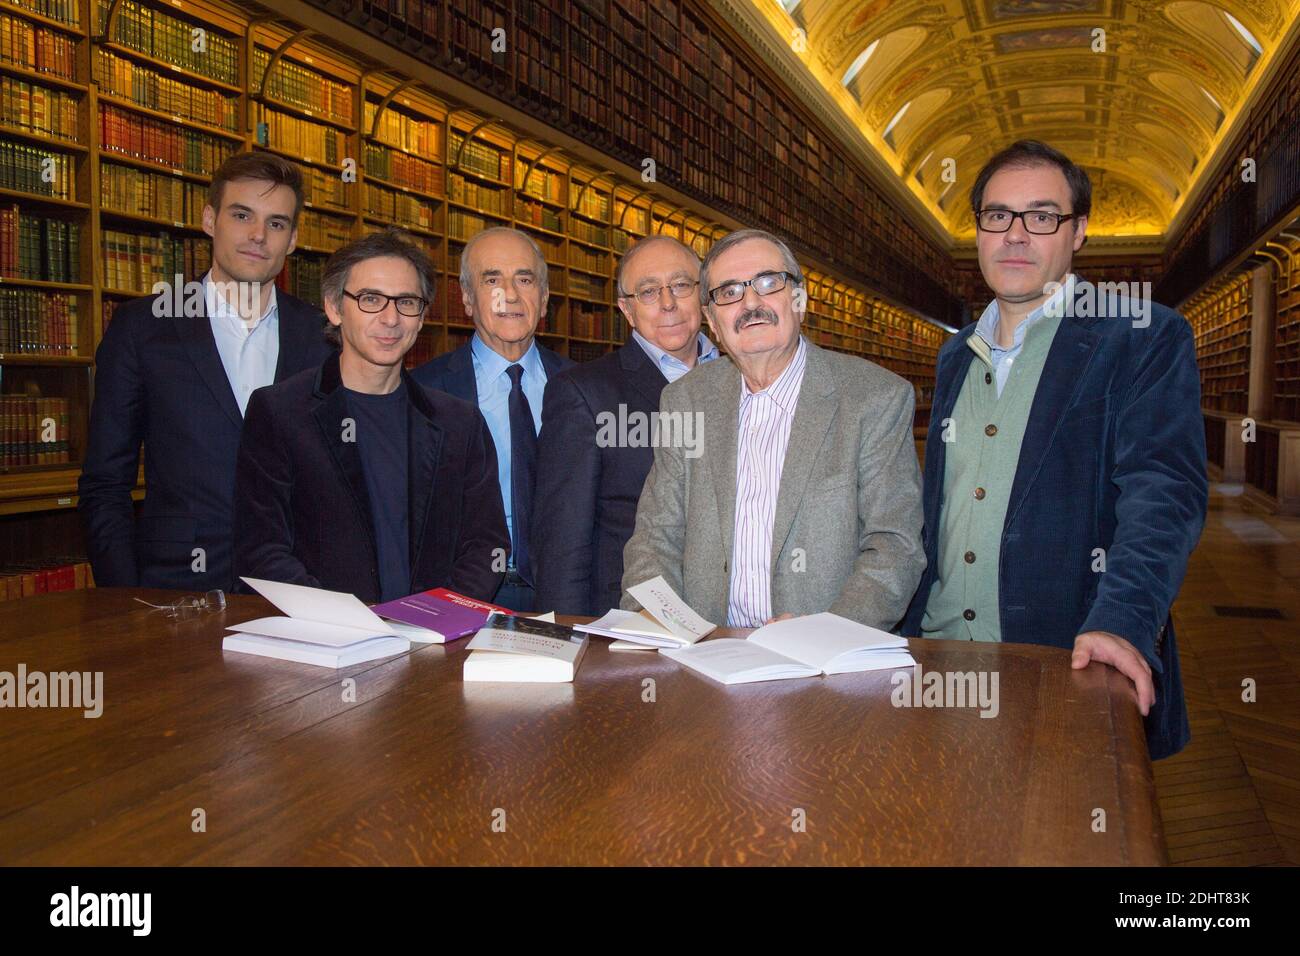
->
[[0, 0, 1298, 872]]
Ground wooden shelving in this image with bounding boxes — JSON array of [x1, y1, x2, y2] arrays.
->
[[1185, 273, 1252, 415], [1274, 238, 1300, 424], [1, 0, 951, 525]]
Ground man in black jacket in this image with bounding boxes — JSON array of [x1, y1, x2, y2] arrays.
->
[[234, 228, 508, 604], [78, 151, 333, 591], [532, 235, 718, 614]]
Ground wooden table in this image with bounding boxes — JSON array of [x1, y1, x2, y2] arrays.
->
[[0, 589, 1165, 865]]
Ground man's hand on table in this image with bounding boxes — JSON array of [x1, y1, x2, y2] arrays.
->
[[1072, 630, 1155, 716]]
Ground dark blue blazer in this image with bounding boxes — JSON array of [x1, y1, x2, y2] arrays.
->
[[532, 339, 669, 615], [901, 287, 1207, 760], [78, 288, 332, 591], [410, 337, 573, 404], [233, 351, 509, 604]]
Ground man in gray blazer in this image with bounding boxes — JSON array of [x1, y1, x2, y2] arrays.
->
[[621, 228, 925, 630]]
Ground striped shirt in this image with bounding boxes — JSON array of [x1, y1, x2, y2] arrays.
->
[[726, 336, 808, 627]]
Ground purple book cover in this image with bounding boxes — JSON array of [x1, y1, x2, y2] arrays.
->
[[371, 588, 502, 640]]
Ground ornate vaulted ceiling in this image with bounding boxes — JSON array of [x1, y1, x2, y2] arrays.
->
[[737, 0, 1299, 242]]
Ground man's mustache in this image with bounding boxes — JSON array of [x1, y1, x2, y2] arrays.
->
[[733, 306, 778, 333]]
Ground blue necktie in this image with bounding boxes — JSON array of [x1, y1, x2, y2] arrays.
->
[[506, 363, 536, 584]]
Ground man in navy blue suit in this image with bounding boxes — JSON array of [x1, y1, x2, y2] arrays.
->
[[532, 235, 718, 615], [233, 228, 508, 604], [412, 227, 573, 611], [78, 151, 333, 592], [901, 140, 1207, 760]]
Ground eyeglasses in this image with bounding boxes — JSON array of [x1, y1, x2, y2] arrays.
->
[[134, 590, 227, 619], [618, 279, 699, 306], [707, 270, 800, 306], [343, 289, 428, 317], [976, 209, 1077, 235]]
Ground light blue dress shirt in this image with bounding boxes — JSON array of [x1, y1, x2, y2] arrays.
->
[[204, 272, 280, 416], [471, 334, 547, 549], [630, 329, 719, 383], [972, 273, 1074, 397]]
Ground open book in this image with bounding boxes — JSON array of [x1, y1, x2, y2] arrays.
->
[[222, 578, 410, 668], [370, 587, 512, 643], [463, 613, 589, 683], [574, 576, 716, 649], [661, 612, 915, 684]]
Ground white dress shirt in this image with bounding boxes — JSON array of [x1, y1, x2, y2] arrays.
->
[[204, 273, 280, 416], [726, 336, 809, 627]]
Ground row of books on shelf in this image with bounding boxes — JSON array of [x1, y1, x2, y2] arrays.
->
[[0, 395, 72, 467], [15, 1, 81, 27], [447, 171, 508, 215], [274, 254, 324, 307], [568, 272, 609, 300], [1, 76, 80, 143], [101, 161, 207, 225], [95, 48, 240, 131], [0, 208, 80, 282], [0, 559, 93, 602], [0, 289, 78, 355], [568, 305, 626, 342], [0, 141, 72, 199], [0, 11, 78, 80], [97, 0, 239, 85], [101, 228, 210, 293], [516, 166, 565, 204], [100, 102, 235, 175], [364, 102, 441, 155], [296, 210, 351, 252], [448, 131, 509, 183], [298, 160, 350, 210], [570, 218, 610, 248], [514, 196, 562, 233], [365, 183, 440, 233], [252, 46, 352, 125], [447, 208, 493, 243], [365, 141, 442, 195], [254, 105, 344, 166], [574, 187, 611, 222], [569, 246, 607, 273]]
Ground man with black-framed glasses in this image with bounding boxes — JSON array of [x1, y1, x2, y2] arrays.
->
[[532, 235, 718, 614], [232, 228, 508, 603], [621, 228, 925, 631], [902, 140, 1204, 761]]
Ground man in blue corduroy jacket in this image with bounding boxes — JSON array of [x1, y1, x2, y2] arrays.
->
[[902, 140, 1206, 760]]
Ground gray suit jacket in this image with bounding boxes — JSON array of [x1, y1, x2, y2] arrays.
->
[[621, 337, 925, 630]]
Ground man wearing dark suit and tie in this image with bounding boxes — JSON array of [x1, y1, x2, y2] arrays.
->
[[532, 236, 718, 615], [233, 228, 508, 603], [78, 152, 333, 592], [412, 226, 573, 611]]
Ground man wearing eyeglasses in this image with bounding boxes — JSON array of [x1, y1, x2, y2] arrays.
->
[[531, 235, 718, 615], [621, 228, 925, 630], [413, 226, 573, 612], [233, 228, 509, 603], [901, 140, 1205, 760]]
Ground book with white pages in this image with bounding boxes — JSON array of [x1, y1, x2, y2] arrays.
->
[[660, 612, 915, 685], [574, 576, 717, 649], [463, 613, 587, 683], [222, 577, 410, 668]]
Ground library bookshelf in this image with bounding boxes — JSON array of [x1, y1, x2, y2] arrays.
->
[[0, 0, 950, 536], [1275, 235, 1300, 424], [1184, 272, 1252, 416]]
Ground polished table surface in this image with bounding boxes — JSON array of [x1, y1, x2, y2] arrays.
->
[[0, 589, 1165, 865]]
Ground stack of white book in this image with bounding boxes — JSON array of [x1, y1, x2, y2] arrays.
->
[[222, 578, 421, 668]]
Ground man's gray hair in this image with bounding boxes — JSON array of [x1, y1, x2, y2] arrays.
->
[[698, 228, 803, 306], [615, 234, 701, 296], [459, 226, 549, 297], [321, 227, 437, 345]]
